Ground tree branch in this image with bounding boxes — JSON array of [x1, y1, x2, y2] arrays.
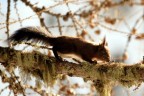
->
[[0, 46, 144, 96]]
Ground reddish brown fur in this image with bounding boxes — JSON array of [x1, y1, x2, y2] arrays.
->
[[8, 27, 110, 63]]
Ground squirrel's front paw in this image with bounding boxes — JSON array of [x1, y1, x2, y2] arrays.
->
[[57, 56, 63, 62], [91, 61, 97, 64]]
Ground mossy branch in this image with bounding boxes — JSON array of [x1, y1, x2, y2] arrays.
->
[[0, 46, 144, 96]]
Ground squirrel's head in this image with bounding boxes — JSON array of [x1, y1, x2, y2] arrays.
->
[[95, 37, 110, 62]]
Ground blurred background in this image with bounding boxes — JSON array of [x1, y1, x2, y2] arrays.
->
[[0, 0, 144, 96]]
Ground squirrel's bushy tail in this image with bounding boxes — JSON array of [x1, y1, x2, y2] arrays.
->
[[8, 27, 53, 45]]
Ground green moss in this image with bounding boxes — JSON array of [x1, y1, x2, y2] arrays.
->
[[16, 52, 23, 66], [14, 51, 57, 86]]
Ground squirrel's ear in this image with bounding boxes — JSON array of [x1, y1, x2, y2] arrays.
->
[[101, 37, 108, 46]]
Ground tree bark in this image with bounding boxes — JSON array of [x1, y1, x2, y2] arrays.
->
[[0, 46, 144, 96]]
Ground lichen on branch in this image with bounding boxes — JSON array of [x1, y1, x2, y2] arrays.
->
[[0, 46, 144, 88]]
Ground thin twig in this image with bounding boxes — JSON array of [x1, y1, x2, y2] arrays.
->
[[0, 86, 9, 95], [57, 16, 63, 35], [14, 0, 22, 27], [6, 0, 11, 47]]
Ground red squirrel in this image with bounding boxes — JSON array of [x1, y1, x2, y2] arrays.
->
[[8, 27, 110, 63]]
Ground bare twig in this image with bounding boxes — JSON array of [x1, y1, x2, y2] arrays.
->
[[6, 0, 11, 46], [14, 0, 23, 27], [57, 16, 63, 35]]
